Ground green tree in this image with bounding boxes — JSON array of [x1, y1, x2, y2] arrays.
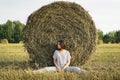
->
[[103, 31, 116, 43], [108, 31, 116, 43], [115, 30, 120, 43], [13, 21, 25, 43], [0, 24, 3, 40], [0, 20, 14, 42], [103, 34, 110, 43], [1, 24, 8, 40], [97, 29, 103, 40], [6, 20, 14, 42], [0, 20, 25, 43]]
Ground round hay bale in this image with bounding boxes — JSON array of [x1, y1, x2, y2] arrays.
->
[[0, 39, 9, 44], [23, 1, 97, 68], [97, 40, 103, 45], [19, 41, 24, 44]]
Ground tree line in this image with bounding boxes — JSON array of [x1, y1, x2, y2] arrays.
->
[[97, 29, 120, 43], [0, 20, 25, 43], [0, 20, 120, 43]]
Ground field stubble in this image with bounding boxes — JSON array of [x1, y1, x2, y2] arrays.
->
[[0, 44, 120, 80]]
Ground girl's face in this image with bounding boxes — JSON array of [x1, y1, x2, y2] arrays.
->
[[57, 42, 61, 49]]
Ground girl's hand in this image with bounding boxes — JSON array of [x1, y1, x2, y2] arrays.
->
[[61, 68, 65, 72], [57, 67, 61, 72]]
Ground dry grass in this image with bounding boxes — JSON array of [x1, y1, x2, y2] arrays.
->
[[0, 44, 120, 80], [0, 44, 29, 69]]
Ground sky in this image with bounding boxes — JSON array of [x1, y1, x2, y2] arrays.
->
[[0, 0, 120, 34]]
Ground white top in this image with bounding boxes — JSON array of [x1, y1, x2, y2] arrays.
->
[[53, 50, 71, 68]]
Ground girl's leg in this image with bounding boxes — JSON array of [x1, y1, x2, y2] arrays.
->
[[33, 66, 57, 73], [65, 66, 86, 73]]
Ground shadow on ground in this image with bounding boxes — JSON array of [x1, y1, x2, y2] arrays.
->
[[0, 61, 30, 69]]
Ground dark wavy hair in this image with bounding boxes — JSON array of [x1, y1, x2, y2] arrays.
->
[[57, 40, 66, 50]]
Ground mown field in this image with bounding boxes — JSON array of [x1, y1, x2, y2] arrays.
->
[[0, 43, 120, 80]]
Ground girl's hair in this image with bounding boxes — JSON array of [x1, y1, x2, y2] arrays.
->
[[57, 40, 66, 49]]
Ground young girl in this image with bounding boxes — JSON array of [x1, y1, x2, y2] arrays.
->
[[34, 40, 86, 73]]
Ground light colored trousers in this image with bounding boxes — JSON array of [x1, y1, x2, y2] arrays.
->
[[34, 66, 86, 73]]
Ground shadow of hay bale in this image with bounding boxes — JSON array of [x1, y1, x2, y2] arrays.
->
[[0, 61, 29, 69], [23, 1, 97, 68]]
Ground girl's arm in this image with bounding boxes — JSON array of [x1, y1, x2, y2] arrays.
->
[[62, 59, 70, 70], [53, 59, 61, 71]]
